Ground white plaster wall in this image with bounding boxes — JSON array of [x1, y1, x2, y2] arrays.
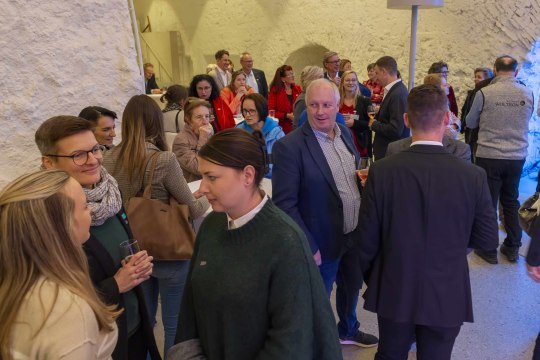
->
[[0, 0, 144, 188], [135, 0, 540, 165], [134, 0, 540, 99]]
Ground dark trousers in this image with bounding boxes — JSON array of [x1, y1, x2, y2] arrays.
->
[[128, 326, 149, 360], [318, 232, 363, 338], [476, 157, 525, 248], [533, 332, 540, 360], [375, 316, 461, 360]]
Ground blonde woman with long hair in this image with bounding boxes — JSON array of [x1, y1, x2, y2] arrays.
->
[[339, 70, 373, 157], [0, 170, 119, 359]]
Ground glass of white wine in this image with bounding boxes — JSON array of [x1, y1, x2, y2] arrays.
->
[[367, 105, 377, 121]]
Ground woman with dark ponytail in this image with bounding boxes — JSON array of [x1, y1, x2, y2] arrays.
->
[[169, 128, 342, 359]]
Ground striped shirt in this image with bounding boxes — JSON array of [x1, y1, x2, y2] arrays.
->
[[313, 125, 361, 234]]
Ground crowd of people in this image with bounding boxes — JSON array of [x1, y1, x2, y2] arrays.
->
[[1, 50, 539, 360]]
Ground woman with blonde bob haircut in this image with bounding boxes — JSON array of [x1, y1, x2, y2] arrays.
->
[[0, 170, 119, 359]]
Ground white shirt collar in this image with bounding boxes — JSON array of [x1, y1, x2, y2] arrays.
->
[[384, 78, 402, 94], [410, 140, 443, 147], [227, 193, 268, 230]]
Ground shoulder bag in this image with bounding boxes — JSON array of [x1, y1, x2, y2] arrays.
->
[[126, 152, 196, 260]]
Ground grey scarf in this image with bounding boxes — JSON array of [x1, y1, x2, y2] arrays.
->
[[84, 167, 122, 226]]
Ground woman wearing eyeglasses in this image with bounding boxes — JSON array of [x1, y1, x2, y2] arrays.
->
[[35, 116, 160, 360], [189, 74, 236, 133], [172, 98, 214, 182], [268, 65, 302, 135], [235, 93, 284, 179]]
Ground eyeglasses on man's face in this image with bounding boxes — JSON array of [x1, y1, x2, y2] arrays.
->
[[326, 59, 341, 65], [193, 114, 213, 122], [45, 144, 104, 166]]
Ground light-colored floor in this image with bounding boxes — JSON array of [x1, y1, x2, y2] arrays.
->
[[154, 173, 540, 360]]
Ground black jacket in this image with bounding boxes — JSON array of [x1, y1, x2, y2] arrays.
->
[[84, 207, 161, 360]]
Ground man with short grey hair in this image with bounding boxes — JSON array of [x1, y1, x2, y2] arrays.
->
[[466, 55, 535, 264], [273, 78, 378, 348], [239, 52, 268, 98]]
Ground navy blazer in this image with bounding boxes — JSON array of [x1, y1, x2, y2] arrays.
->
[[371, 80, 409, 160], [357, 145, 498, 327], [84, 208, 161, 360], [252, 68, 268, 99], [272, 121, 360, 262]]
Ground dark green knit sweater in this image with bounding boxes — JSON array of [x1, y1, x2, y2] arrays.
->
[[174, 199, 342, 360]]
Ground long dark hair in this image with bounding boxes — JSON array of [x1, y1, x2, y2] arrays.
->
[[113, 95, 167, 181], [269, 65, 293, 94], [189, 74, 220, 102], [198, 128, 268, 186]]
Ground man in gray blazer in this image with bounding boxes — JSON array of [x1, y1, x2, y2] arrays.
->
[[208, 49, 232, 91], [386, 134, 471, 162]]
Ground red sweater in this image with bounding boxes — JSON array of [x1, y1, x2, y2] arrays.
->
[[363, 79, 384, 105], [448, 86, 458, 116], [212, 97, 236, 132], [268, 85, 302, 134]]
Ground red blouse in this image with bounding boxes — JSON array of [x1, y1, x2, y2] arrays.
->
[[268, 84, 302, 134], [212, 97, 236, 132], [363, 79, 384, 105]]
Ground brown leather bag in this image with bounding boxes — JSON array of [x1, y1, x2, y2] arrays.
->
[[126, 152, 196, 260]]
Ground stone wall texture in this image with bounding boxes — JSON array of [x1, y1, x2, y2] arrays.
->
[[2, 0, 540, 187], [134, 0, 540, 169], [0, 0, 143, 187]]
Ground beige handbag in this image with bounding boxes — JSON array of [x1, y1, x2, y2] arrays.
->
[[126, 152, 196, 260]]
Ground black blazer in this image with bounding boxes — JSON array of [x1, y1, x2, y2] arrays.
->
[[84, 208, 161, 360], [272, 122, 360, 262], [371, 80, 409, 160], [145, 74, 159, 94], [251, 68, 268, 99], [349, 94, 373, 157], [357, 145, 498, 327], [386, 136, 472, 163]]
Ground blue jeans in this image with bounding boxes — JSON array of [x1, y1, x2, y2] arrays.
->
[[318, 235, 363, 338], [142, 260, 190, 356]]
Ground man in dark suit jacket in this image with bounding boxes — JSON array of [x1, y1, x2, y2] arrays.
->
[[370, 56, 409, 160], [357, 84, 498, 359], [386, 134, 471, 162], [240, 52, 268, 98], [144, 63, 161, 95], [272, 78, 378, 347]]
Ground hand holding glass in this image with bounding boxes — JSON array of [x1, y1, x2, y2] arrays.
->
[[120, 239, 140, 263], [367, 105, 377, 121]]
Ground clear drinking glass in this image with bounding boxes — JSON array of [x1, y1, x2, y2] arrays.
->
[[119, 239, 140, 263]]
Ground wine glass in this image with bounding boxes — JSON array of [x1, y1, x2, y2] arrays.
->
[[357, 157, 371, 183], [367, 105, 377, 121]]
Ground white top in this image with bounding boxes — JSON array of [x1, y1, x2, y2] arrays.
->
[[11, 277, 118, 360], [410, 140, 443, 147], [383, 78, 402, 99], [227, 194, 269, 229], [244, 70, 259, 93]]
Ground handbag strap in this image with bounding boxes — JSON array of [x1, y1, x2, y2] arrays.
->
[[175, 110, 181, 133], [142, 152, 161, 199]]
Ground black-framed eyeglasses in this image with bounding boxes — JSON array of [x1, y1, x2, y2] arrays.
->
[[45, 145, 104, 166], [242, 109, 257, 116]]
